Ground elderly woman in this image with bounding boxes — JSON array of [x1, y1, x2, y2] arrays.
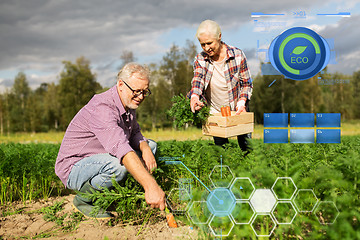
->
[[189, 20, 253, 152]]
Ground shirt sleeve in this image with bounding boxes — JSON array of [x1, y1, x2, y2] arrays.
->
[[239, 51, 253, 100], [129, 111, 147, 150], [87, 102, 134, 163], [190, 58, 206, 97]]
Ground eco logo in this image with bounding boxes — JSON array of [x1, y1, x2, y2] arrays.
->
[[269, 27, 330, 80]]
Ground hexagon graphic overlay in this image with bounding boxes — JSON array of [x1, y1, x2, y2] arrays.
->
[[209, 165, 234, 188], [251, 213, 277, 237], [230, 200, 256, 224], [272, 201, 298, 224], [314, 201, 339, 225], [230, 177, 256, 200], [206, 188, 236, 217], [293, 189, 319, 212], [271, 177, 297, 200], [250, 189, 277, 213]]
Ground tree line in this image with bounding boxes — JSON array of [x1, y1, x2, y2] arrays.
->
[[0, 41, 359, 134]]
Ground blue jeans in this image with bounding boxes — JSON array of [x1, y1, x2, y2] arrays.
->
[[67, 140, 157, 191]]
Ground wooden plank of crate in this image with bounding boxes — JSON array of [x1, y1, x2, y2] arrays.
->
[[206, 112, 254, 127], [202, 123, 254, 138]]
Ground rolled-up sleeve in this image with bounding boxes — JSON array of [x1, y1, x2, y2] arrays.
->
[[190, 59, 206, 97], [238, 51, 253, 100], [129, 112, 146, 150]]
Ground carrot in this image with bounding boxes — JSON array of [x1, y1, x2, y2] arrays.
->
[[225, 106, 231, 116], [220, 106, 227, 117], [165, 206, 178, 228], [221, 106, 231, 116]]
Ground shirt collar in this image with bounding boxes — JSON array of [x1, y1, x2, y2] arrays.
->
[[111, 85, 127, 116]]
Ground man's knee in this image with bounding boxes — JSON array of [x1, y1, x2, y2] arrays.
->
[[101, 159, 127, 182]]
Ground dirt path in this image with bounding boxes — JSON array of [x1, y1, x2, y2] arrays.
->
[[0, 195, 199, 240]]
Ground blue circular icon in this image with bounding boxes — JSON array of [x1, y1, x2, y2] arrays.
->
[[269, 27, 330, 81]]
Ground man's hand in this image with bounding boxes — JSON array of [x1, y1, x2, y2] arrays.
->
[[122, 151, 165, 210], [190, 95, 204, 113], [144, 184, 166, 210], [139, 141, 157, 173], [235, 99, 247, 115]]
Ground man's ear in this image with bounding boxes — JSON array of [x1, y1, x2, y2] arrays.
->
[[117, 79, 124, 93], [117, 79, 123, 87], [218, 32, 222, 41]]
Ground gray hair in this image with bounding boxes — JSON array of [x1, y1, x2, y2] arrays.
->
[[196, 20, 221, 39], [117, 62, 150, 82]]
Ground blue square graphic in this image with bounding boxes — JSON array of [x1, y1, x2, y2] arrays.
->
[[290, 129, 314, 143], [264, 129, 288, 143], [290, 113, 314, 127], [264, 113, 288, 127], [316, 129, 341, 143], [316, 113, 341, 127]]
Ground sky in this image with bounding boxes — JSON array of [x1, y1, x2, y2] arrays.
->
[[0, 0, 359, 91]]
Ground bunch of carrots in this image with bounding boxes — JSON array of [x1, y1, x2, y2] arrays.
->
[[221, 106, 231, 117]]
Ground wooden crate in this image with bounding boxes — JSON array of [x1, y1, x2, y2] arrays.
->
[[202, 112, 254, 138]]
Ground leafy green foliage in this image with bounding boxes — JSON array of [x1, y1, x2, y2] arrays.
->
[[40, 200, 84, 232], [58, 57, 102, 130], [0, 143, 64, 205], [83, 177, 149, 224], [0, 136, 359, 239], [167, 94, 209, 128]]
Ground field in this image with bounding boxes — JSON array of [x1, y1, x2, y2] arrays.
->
[[0, 129, 359, 239], [0, 119, 359, 143]]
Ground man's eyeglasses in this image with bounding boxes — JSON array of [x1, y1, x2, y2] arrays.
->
[[122, 81, 151, 97]]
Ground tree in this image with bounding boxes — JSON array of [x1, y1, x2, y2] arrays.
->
[[0, 94, 3, 135], [119, 50, 136, 69], [160, 44, 182, 97], [44, 83, 61, 130], [11, 72, 31, 132], [58, 57, 102, 129], [352, 70, 360, 118], [137, 63, 172, 130], [160, 42, 197, 97]]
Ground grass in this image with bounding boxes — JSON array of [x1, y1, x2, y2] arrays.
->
[[0, 131, 65, 144], [0, 119, 358, 143]]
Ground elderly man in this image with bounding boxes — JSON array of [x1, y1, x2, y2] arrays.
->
[[189, 20, 253, 151], [55, 63, 165, 218]]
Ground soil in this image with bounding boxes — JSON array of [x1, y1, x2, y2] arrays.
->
[[0, 195, 199, 240]]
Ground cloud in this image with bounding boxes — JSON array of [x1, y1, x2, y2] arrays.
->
[[318, 14, 360, 74], [0, 0, 345, 90]]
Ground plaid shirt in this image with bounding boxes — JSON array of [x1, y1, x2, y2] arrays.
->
[[188, 42, 253, 110]]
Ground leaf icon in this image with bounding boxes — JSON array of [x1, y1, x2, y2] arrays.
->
[[291, 46, 307, 55]]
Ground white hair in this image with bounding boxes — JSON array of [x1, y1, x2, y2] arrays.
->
[[117, 62, 150, 83], [196, 20, 221, 39]]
